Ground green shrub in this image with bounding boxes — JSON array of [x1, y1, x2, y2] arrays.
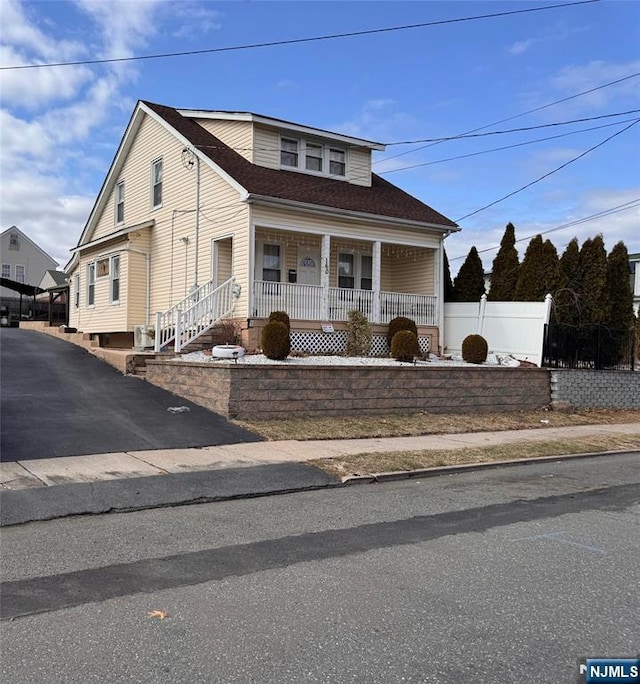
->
[[261, 321, 290, 360], [391, 330, 420, 362], [461, 334, 488, 364], [387, 316, 418, 347], [268, 310, 290, 332], [345, 310, 372, 357]]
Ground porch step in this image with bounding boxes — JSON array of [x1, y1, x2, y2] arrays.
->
[[180, 328, 234, 353]]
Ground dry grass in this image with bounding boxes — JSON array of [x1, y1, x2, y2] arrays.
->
[[234, 408, 640, 442], [309, 433, 640, 480]]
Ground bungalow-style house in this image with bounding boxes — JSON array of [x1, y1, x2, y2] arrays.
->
[[66, 101, 459, 354]]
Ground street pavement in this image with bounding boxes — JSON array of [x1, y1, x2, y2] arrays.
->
[[1, 453, 638, 683], [0, 327, 261, 462]]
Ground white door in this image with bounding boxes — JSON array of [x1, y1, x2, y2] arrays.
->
[[297, 246, 321, 286]]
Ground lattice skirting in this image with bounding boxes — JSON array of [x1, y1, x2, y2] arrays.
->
[[290, 331, 430, 356]]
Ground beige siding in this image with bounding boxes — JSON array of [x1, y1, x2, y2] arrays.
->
[[196, 119, 254, 163], [253, 126, 280, 169], [77, 111, 250, 329], [381, 248, 434, 295], [214, 237, 233, 285], [349, 147, 372, 187]]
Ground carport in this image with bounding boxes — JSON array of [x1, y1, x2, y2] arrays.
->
[[0, 277, 44, 326]]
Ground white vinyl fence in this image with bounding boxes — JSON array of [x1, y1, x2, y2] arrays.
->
[[444, 294, 552, 366]]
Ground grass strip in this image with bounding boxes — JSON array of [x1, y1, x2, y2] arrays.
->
[[308, 433, 640, 479]]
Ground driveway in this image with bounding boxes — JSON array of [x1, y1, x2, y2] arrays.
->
[[0, 328, 261, 461]]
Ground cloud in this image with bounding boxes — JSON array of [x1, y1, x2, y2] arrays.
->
[[169, 3, 223, 39], [333, 99, 420, 144], [508, 39, 534, 56]]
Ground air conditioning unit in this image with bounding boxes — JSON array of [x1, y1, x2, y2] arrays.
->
[[134, 324, 154, 350]]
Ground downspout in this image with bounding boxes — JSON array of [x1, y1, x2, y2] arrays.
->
[[194, 156, 200, 288]]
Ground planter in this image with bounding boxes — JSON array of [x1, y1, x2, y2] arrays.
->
[[212, 344, 246, 359]]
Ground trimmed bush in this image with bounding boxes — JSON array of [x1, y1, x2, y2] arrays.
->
[[261, 320, 290, 360], [345, 310, 372, 357], [387, 316, 417, 347], [391, 330, 420, 362], [461, 334, 488, 364], [268, 310, 291, 332]]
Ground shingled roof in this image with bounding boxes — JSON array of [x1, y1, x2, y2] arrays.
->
[[143, 101, 458, 230]]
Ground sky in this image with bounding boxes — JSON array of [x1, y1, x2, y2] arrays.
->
[[1, 0, 639, 275]]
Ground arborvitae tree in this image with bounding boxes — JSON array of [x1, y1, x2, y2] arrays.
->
[[488, 222, 520, 301], [515, 235, 545, 300], [554, 237, 581, 325], [453, 246, 486, 301], [579, 235, 609, 324], [443, 248, 455, 303], [606, 241, 634, 330], [540, 239, 562, 297]]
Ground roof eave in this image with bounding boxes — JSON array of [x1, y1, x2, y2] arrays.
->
[[245, 194, 459, 234]]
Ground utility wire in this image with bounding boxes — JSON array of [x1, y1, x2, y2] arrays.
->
[[375, 70, 640, 165], [380, 117, 640, 174], [449, 199, 640, 261], [0, 0, 600, 71], [454, 118, 640, 222]]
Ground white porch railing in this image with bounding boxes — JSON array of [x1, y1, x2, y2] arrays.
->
[[253, 281, 438, 325], [155, 277, 237, 352]]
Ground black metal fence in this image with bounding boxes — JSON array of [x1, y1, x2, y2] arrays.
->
[[0, 297, 67, 326], [543, 323, 636, 371]]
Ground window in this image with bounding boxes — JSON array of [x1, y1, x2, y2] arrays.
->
[[15, 265, 25, 284], [74, 274, 80, 308], [338, 252, 372, 290], [305, 143, 323, 172], [262, 243, 281, 282], [115, 181, 125, 224], [152, 158, 163, 207], [9, 233, 19, 250], [1, 264, 10, 279], [280, 138, 299, 168], [87, 263, 96, 306], [110, 255, 120, 303], [280, 137, 346, 177], [329, 149, 346, 176], [338, 253, 354, 289]]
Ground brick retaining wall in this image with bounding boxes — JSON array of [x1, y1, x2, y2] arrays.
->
[[550, 369, 640, 409], [145, 360, 551, 419]]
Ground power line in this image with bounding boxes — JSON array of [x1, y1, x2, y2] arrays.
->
[[0, 0, 600, 71], [454, 118, 640, 223], [375, 70, 640, 165], [385, 109, 640, 145], [379, 117, 640, 174], [449, 199, 640, 261]]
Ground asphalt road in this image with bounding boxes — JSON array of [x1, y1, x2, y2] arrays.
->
[[0, 328, 261, 461], [1, 453, 638, 683]]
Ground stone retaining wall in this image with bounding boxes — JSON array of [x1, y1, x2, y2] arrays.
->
[[145, 360, 551, 419], [551, 369, 640, 409]]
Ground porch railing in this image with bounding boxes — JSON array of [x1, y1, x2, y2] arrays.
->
[[155, 277, 237, 352], [253, 281, 438, 325]]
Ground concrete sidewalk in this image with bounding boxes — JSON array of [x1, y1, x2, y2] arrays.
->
[[3, 422, 639, 491]]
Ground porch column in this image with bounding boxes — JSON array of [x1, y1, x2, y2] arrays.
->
[[372, 240, 381, 324], [437, 240, 445, 352], [321, 234, 330, 320]]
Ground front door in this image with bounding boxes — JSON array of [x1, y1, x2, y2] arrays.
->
[[297, 246, 321, 286]]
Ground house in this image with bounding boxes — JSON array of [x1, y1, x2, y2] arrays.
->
[[1, 226, 59, 299], [630, 252, 640, 317], [66, 101, 459, 354]]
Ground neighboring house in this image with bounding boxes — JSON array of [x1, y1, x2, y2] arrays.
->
[[66, 101, 459, 353], [630, 252, 640, 317], [1, 226, 59, 299]]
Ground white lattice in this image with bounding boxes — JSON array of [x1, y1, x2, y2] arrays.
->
[[290, 332, 429, 357]]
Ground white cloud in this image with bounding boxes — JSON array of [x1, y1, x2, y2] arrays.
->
[[334, 99, 421, 145], [508, 39, 533, 56], [169, 3, 223, 39]]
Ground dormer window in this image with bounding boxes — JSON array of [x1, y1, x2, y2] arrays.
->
[[280, 136, 346, 178]]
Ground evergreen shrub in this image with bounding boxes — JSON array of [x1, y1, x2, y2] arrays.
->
[[391, 330, 420, 362], [345, 310, 372, 357], [461, 334, 488, 364], [387, 316, 417, 347], [261, 321, 290, 360], [268, 310, 291, 332]]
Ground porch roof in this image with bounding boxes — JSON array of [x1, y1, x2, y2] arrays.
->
[[143, 101, 459, 231]]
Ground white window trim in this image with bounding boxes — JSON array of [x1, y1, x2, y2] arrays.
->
[[110, 254, 120, 304], [1, 263, 11, 279], [14, 264, 26, 284], [279, 135, 347, 179], [338, 250, 372, 290], [115, 180, 125, 225], [87, 262, 96, 307], [255, 240, 284, 283], [151, 157, 163, 209], [74, 274, 80, 308]]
